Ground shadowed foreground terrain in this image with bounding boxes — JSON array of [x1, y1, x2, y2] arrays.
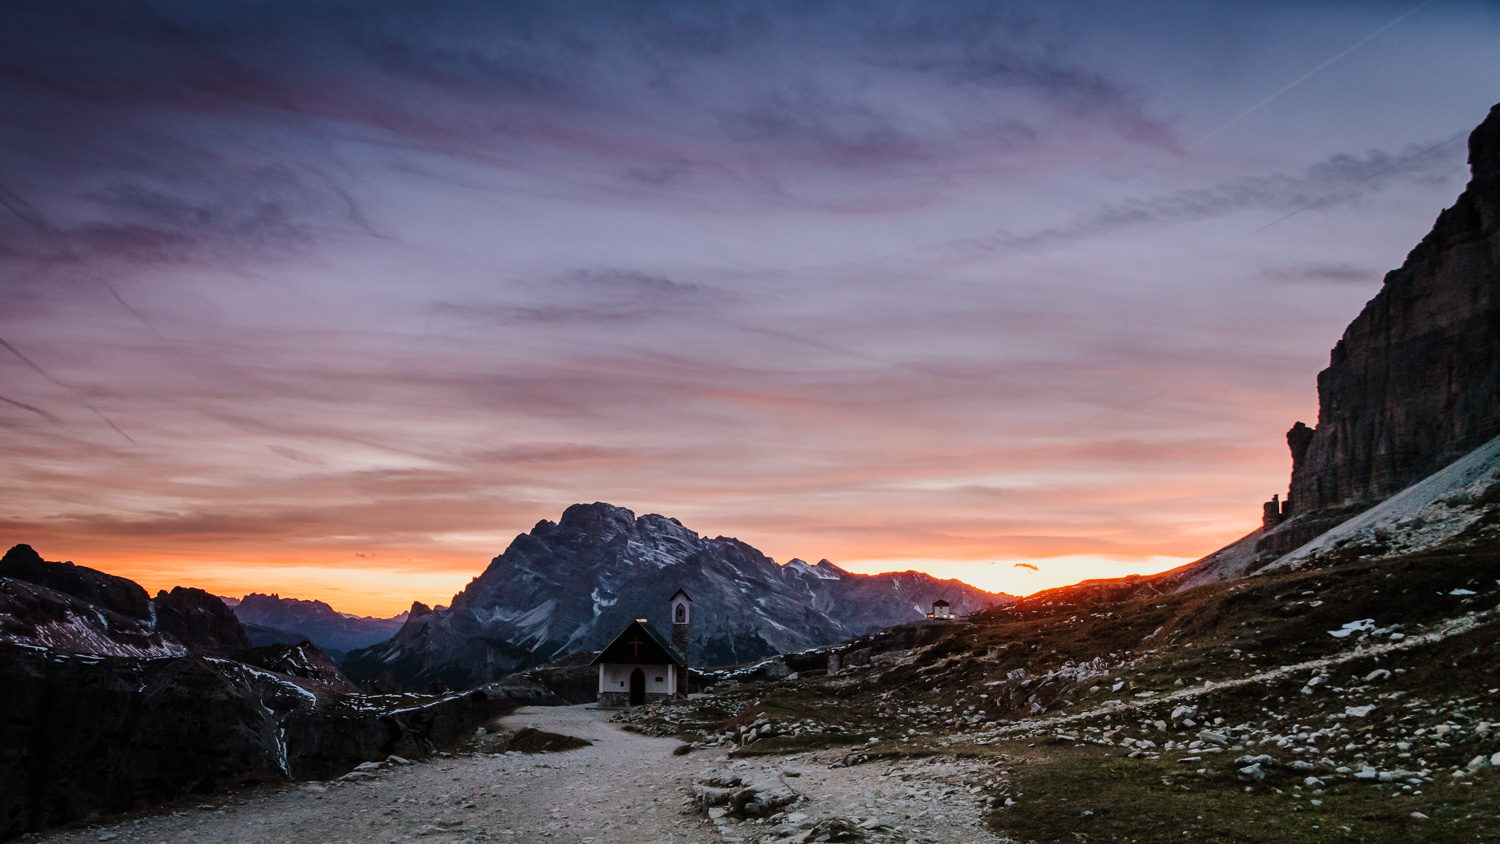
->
[[29, 541, 1497, 844]]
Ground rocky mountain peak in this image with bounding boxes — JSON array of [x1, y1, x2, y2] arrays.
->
[[343, 503, 1011, 690], [1469, 103, 1500, 183], [556, 501, 640, 538]]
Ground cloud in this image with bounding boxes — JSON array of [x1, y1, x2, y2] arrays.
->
[[1261, 262, 1377, 285], [430, 268, 730, 328], [959, 138, 1467, 254], [0, 0, 1182, 221]]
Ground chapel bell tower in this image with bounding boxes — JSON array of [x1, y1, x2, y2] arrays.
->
[[668, 588, 692, 697]]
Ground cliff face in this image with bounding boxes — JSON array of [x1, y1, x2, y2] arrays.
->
[[1260, 103, 1500, 554]]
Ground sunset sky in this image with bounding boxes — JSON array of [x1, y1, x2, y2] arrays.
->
[[3, 1, 1499, 616]]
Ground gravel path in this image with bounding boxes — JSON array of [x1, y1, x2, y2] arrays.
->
[[37, 705, 717, 844], [35, 705, 1006, 844]]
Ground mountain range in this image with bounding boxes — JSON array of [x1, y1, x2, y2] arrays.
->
[[229, 593, 408, 657], [342, 502, 1010, 690]]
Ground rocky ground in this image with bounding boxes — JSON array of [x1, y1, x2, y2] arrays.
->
[[617, 542, 1500, 842]]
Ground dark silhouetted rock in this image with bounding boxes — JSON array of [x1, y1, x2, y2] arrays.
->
[[1, 562, 183, 658], [0, 647, 286, 840], [0, 544, 149, 619], [0, 643, 558, 840], [343, 502, 1010, 691], [153, 586, 252, 654], [0, 545, 253, 657]]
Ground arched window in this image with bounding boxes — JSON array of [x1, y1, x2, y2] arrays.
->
[[675, 603, 687, 623]]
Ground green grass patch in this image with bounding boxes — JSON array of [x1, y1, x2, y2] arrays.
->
[[988, 744, 1500, 843]]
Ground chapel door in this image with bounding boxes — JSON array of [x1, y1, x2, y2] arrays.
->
[[629, 668, 646, 705]]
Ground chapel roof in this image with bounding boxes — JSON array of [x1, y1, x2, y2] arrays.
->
[[590, 619, 685, 667]]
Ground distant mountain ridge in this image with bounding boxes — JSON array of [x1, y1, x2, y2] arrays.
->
[[230, 593, 408, 655], [343, 502, 1010, 690]]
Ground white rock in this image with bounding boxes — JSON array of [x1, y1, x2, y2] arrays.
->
[[1364, 669, 1391, 682], [1344, 705, 1376, 718], [1328, 619, 1375, 638], [1199, 730, 1228, 745]]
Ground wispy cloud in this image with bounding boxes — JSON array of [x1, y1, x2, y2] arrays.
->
[[959, 139, 1466, 255], [1, 0, 1496, 612]]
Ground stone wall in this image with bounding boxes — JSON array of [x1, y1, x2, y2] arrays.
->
[[597, 690, 672, 709]]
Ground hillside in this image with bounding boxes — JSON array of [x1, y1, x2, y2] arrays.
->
[[617, 533, 1500, 842]]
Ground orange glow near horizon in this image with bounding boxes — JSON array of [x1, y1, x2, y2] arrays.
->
[[8, 514, 1250, 617]]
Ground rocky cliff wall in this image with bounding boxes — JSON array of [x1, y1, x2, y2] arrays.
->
[[1259, 103, 1500, 554]]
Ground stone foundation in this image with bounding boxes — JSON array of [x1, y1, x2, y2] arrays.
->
[[597, 691, 673, 709]]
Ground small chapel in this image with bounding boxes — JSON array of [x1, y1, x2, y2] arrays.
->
[[926, 599, 953, 620], [593, 588, 692, 707]]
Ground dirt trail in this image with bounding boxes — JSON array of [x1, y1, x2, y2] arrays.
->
[[36, 705, 714, 844]]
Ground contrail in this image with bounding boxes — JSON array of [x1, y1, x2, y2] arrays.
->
[[0, 393, 67, 427], [0, 335, 53, 380], [0, 334, 137, 444], [1255, 129, 1465, 232], [1196, 0, 1437, 147]]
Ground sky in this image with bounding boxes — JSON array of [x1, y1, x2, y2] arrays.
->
[[2, 1, 1499, 616]]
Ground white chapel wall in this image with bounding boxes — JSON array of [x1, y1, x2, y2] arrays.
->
[[599, 663, 675, 694]]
